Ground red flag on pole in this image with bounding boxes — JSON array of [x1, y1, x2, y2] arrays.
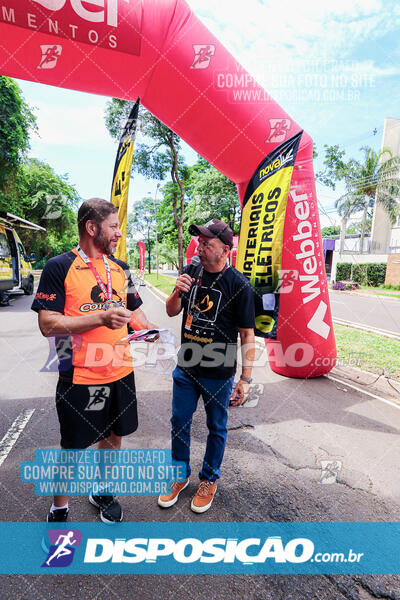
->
[[138, 241, 145, 278]]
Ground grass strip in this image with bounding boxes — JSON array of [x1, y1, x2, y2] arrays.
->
[[377, 292, 400, 300], [139, 279, 400, 382], [334, 324, 400, 381], [359, 285, 400, 300], [144, 272, 175, 296]]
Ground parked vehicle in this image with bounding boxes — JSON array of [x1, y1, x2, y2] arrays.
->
[[0, 211, 45, 295]]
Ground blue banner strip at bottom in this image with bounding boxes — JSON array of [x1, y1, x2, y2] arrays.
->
[[1, 522, 400, 574]]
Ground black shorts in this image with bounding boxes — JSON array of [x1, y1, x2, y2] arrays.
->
[[55, 371, 138, 449]]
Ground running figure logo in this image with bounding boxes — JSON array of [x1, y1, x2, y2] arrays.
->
[[190, 44, 216, 69], [266, 119, 292, 143], [85, 386, 111, 411], [38, 45, 62, 69], [274, 270, 299, 294], [319, 460, 342, 484], [42, 529, 82, 568], [41, 335, 82, 373]]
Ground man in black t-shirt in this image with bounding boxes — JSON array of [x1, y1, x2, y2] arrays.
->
[[158, 219, 255, 513]]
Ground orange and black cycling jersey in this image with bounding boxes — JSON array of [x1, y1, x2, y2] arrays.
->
[[31, 249, 143, 385]]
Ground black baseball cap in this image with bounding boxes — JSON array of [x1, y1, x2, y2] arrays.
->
[[189, 219, 233, 249]]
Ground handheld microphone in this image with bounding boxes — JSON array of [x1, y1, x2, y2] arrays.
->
[[186, 255, 201, 278]]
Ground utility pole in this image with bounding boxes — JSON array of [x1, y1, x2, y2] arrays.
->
[[149, 184, 160, 279]]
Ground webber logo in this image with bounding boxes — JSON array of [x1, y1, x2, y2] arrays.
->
[[2, 0, 141, 55], [31, 0, 124, 25], [291, 188, 330, 340], [84, 536, 314, 564]]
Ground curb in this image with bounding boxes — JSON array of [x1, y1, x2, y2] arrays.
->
[[143, 279, 168, 301], [144, 281, 400, 401], [329, 289, 400, 303], [329, 365, 400, 403], [333, 318, 400, 342]]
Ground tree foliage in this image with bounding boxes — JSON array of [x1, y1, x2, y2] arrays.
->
[[132, 160, 241, 269], [105, 100, 246, 271], [105, 99, 188, 271], [127, 196, 159, 273], [321, 225, 340, 238], [346, 218, 372, 235], [318, 144, 400, 253], [186, 158, 239, 233], [1, 158, 80, 263], [0, 78, 80, 262], [318, 144, 400, 222], [0, 77, 37, 190]]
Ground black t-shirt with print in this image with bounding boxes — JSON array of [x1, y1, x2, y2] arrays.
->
[[178, 265, 255, 380]]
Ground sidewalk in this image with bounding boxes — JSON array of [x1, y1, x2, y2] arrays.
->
[[329, 287, 400, 302], [145, 279, 400, 403], [330, 364, 400, 405], [332, 317, 400, 341]]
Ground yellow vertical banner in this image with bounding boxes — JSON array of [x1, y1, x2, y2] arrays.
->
[[236, 132, 302, 338], [110, 98, 140, 263]]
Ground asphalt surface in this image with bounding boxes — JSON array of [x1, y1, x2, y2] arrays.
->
[[330, 290, 400, 335], [164, 272, 400, 335], [1, 285, 400, 598]]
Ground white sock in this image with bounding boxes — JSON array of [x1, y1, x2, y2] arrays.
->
[[50, 502, 69, 512]]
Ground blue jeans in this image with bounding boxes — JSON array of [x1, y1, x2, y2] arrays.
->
[[171, 366, 234, 482]]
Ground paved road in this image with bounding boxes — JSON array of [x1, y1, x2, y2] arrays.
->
[[330, 290, 400, 334], [160, 273, 400, 335], [1, 287, 400, 598]]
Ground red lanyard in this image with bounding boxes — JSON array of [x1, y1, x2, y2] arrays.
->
[[76, 246, 112, 302]]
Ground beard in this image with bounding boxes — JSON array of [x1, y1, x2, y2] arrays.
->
[[94, 228, 113, 255]]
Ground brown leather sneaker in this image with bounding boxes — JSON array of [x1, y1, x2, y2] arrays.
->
[[191, 480, 217, 513], [157, 478, 190, 508]]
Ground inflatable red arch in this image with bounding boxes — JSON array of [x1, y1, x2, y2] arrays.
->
[[0, 0, 336, 377]]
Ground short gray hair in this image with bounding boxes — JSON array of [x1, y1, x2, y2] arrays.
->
[[77, 198, 118, 236]]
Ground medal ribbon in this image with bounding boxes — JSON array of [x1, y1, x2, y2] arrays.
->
[[76, 246, 113, 302]]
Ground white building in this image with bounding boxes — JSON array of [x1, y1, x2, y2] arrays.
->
[[370, 117, 400, 254], [330, 117, 400, 281]]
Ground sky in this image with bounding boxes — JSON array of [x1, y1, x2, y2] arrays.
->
[[14, 0, 400, 229]]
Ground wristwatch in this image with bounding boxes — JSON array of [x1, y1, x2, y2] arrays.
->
[[240, 374, 253, 383]]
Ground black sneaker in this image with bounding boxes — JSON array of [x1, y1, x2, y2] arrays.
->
[[47, 507, 69, 522], [89, 494, 123, 523]]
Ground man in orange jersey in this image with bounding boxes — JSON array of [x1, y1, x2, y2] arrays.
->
[[32, 198, 156, 523]]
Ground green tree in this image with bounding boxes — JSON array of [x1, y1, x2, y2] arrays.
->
[[316, 144, 351, 190], [346, 217, 372, 235], [105, 100, 188, 272], [156, 182, 183, 253], [151, 159, 240, 266], [317, 144, 400, 253], [0, 77, 36, 191], [321, 225, 340, 238], [158, 239, 178, 270], [1, 158, 80, 262], [346, 147, 400, 251], [186, 159, 240, 233], [334, 194, 364, 253], [127, 197, 158, 273], [127, 243, 139, 270]]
